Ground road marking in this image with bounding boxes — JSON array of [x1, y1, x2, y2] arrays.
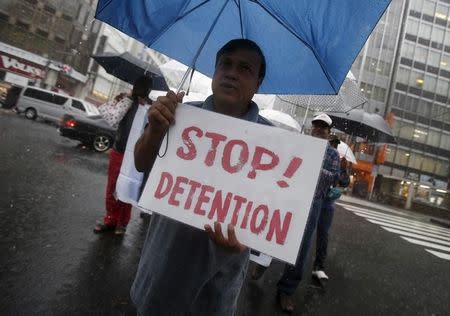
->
[[400, 237, 450, 252], [366, 220, 450, 242], [344, 206, 450, 236], [381, 227, 450, 246], [425, 249, 450, 260], [340, 204, 450, 261], [352, 212, 450, 238]]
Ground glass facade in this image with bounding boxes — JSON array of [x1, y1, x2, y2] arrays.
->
[[351, 0, 449, 208], [386, 0, 450, 189]]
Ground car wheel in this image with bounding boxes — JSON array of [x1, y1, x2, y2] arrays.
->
[[93, 135, 112, 152], [25, 108, 37, 120]]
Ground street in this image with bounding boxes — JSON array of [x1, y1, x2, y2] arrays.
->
[[1, 110, 449, 315]]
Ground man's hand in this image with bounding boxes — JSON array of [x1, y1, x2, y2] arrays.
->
[[147, 90, 184, 137], [134, 90, 184, 172], [204, 222, 247, 253]]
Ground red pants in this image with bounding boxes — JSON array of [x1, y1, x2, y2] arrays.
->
[[104, 149, 132, 227]]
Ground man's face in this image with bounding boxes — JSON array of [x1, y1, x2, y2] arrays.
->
[[311, 121, 331, 139], [212, 48, 262, 110]]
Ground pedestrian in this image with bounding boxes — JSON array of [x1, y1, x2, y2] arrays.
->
[[131, 39, 272, 315], [93, 75, 153, 236], [275, 113, 340, 313], [312, 135, 350, 286]]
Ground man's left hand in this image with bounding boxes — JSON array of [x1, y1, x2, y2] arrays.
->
[[205, 222, 247, 253]]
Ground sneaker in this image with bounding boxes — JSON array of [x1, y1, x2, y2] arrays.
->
[[114, 226, 126, 236], [276, 291, 294, 313], [312, 270, 329, 280]]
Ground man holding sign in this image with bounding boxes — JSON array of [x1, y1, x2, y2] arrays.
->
[[131, 39, 273, 315]]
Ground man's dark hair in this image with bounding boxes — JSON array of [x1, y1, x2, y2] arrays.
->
[[215, 39, 266, 80], [132, 75, 153, 99]]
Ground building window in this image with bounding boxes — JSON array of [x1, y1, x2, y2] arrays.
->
[[401, 42, 415, 59], [427, 50, 440, 67], [409, 69, 425, 87], [431, 26, 445, 44], [423, 0, 436, 17], [394, 148, 409, 166], [436, 79, 449, 96], [408, 152, 423, 169], [406, 18, 420, 35], [440, 133, 450, 151], [423, 74, 437, 92], [422, 156, 436, 173], [426, 129, 441, 147], [396, 67, 410, 85], [435, 159, 449, 177], [414, 46, 428, 63], [419, 22, 432, 39]]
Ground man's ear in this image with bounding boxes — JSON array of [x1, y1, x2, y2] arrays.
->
[[257, 77, 263, 89]]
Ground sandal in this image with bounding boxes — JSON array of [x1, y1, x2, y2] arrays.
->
[[277, 291, 294, 313], [114, 226, 127, 236], [93, 223, 116, 234]]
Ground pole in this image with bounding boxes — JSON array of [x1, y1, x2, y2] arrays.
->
[[300, 95, 312, 134]]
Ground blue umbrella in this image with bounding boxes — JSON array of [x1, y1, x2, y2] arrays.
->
[[95, 0, 390, 94]]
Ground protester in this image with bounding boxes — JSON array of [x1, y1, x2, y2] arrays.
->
[[312, 135, 350, 286], [130, 39, 272, 315], [275, 113, 340, 312], [93, 76, 153, 236]]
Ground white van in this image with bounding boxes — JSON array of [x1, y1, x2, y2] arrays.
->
[[15, 86, 99, 122]]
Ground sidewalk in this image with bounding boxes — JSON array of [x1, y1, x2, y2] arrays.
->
[[338, 194, 450, 228]]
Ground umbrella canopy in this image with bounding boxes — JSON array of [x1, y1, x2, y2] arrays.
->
[[336, 141, 357, 164], [275, 71, 367, 113], [95, 0, 390, 94], [92, 52, 170, 91], [260, 109, 301, 132], [328, 109, 396, 144]]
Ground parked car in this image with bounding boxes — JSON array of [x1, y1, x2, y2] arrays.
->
[[15, 86, 99, 122], [59, 113, 116, 152]]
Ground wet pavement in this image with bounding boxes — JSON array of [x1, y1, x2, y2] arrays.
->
[[1, 110, 449, 315]]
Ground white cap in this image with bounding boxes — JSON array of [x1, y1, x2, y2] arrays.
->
[[312, 113, 332, 127]]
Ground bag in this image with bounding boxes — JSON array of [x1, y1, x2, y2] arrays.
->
[[327, 187, 343, 200], [98, 97, 133, 128]]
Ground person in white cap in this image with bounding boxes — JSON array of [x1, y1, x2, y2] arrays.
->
[[275, 113, 341, 312]]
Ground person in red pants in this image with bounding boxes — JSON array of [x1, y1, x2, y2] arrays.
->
[[94, 76, 153, 235]]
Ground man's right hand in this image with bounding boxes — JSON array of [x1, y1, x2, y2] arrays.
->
[[147, 90, 184, 137]]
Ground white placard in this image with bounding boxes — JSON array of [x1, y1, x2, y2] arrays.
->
[[138, 104, 327, 264]]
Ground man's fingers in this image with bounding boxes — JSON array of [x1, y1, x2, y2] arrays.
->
[[204, 224, 216, 243], [177, 91, 185, 103], [227, 224, 247, 253], [214, 222, 226, 244]]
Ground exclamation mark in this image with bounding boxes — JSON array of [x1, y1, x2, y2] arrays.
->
[[277, 157, 303, 188]]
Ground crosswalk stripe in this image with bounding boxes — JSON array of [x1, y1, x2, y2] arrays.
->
[[343, 205, 450, 234], [400, 237, 450, 252], [425, 249, 450, 260], [366, 220, 450, 242], [339, 204, 450, 261], [381, 227, 450, 246], [346, 207, 450, 236], [352, 212, 450, 238]]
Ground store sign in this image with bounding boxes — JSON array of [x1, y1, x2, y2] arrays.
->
[[0, 53, 44, 79], [4, 72, 29, 86]]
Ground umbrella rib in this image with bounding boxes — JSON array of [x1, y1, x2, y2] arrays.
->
[[252, 0, 337, 93], [95, 0, 113, 16], [235, 0, 244, 38]]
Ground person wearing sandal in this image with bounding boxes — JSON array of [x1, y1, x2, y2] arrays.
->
[[93, 76, 153, 236]]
